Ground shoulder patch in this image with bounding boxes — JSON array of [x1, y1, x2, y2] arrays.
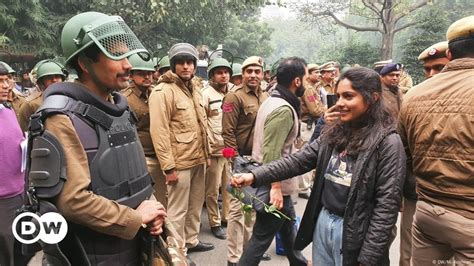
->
[[307, 95, 316, 102], [222, 102, 234, 113]]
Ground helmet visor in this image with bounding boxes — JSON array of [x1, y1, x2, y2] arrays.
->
[[82, 16, 150, 61]]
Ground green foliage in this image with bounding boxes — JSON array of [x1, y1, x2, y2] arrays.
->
[[401, 6, 449, 84], [0, 0, 52, 55], [220, 14, 274, 59], [1, 0, 271, 60], [327, 38, 380, 68], [401, 0, 474, 84]]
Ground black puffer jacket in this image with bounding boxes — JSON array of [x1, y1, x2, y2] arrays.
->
[[251, 127, 406, 266]]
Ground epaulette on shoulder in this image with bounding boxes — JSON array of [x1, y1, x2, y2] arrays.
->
[[151, 83, 167, 92], [26, 90, 42, 101], [121, 88, 133, 97], [231, 84, 244, 93]]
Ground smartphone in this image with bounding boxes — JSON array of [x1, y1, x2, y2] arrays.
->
[[327, 94, 338, 108]]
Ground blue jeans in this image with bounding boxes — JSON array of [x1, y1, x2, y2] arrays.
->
[[313, 207, 344, 266], [238, 196, 307, 266]]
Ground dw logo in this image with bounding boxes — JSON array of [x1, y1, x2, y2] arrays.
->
[[12, 212, 68, 244]]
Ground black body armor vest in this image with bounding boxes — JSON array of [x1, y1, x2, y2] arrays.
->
[[26, 82, 153, 265]]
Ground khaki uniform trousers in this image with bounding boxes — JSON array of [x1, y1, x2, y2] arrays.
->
[[297, 122, 314, 193], [412, 200, 474, 266], [167, 164, 206, 248], [146, 156, 167, 208], [227, 196, 256, 263], [399, 197, 416, 266], [205, 156, 230, 227]]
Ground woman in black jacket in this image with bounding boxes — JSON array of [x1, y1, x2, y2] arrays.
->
[[232, 67, 406, 266]]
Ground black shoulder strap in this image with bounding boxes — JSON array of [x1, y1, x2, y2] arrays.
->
[[29, 94, 114, 136]]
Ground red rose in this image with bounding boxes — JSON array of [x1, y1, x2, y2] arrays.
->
[[222, 147, 237, 158]]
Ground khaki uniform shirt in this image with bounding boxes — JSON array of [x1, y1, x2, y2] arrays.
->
[[319, 79, 336, 94], [45, 114, 143, 240], [399, 70, 413, 94], [222, 84, 269, 155], [382, 83, 402, 121], [149, 71, 210, 171], [201, 84, 229, 157], [398, 58, 474, 219], [300, 81, 325, 122], [121, 84, 155, 157], [8, 90, 26, 122], [18, 90, 43, 131]]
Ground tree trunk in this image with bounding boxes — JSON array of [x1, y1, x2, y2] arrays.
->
[[381, 30, 395, 60]]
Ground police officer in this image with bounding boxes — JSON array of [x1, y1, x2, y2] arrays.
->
[[418, 41, 449, 79], [0, 62, 25, 121], [201, 58, 233, 240], [260, 63, 271, 89], [18, 60, 67, 131], [230, 63, 243, 89], [25, 12, 165, 264], [317, 62, 337, 107], [398, 41, 450, 266], [298, 63, 325, 199], [121, 54, 167, 207], [399, 16, 474, 265], [222, 56, 270, 265], [157, 55, 171, 76], [152, 56, 161, 84], [380, 63, 403, 119], [301, 63, 324, 129], [149, 43, 214, 253]]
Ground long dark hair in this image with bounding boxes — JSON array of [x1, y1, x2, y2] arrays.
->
[[320, 67, 394, 155]]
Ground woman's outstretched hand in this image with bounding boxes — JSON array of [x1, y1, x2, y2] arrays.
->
[[230, 173, 255, 188]]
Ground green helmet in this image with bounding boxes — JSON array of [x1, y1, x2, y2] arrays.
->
[[129, 54, 155, 72], [231, 63, 242, 77], [207, 58, 232, 77], [158, 56, 170, 72], [0, 61, 16, 74], [264, 62, 271, 72], [36, 60, 67, 82], [270, 58, 284, 78], [61, 11, 150, 65], [152, 57, 159, 68]]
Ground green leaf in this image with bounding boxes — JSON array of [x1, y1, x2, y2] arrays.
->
[[271, 212, 281, 219], [267, 205, 277, 213], [264, 205, 270, 213]]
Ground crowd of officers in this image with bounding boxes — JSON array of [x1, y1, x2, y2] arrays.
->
[[0, 10, 472, 266]]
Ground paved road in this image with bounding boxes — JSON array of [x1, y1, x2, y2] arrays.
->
[[189, 195, 400, 266], [29, 196, 401, 266]]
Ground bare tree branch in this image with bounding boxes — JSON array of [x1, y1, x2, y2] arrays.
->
[[393, 21, 417, 33], [323, 11, 381, 32], [394, 0, 428, 24], [361, 0, 382, 15], [308, 11, 380, 31]]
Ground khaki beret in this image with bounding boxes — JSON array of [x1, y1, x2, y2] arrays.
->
[[447, 16, 474, 43], [373, 59, 393, 68], [320, 62, 336, 72], [418, 41, 448, 61], [242, 56, 264, 70], [307, 64, 320, 72]]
